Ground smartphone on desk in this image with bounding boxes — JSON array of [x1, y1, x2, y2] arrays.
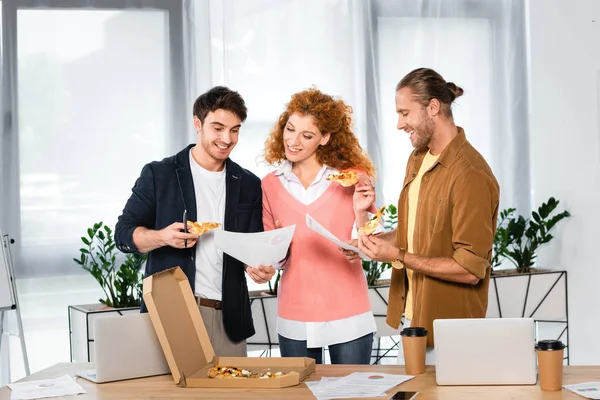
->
[[390, 391, 418, 400]]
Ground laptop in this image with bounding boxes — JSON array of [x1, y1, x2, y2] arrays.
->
[[76, 313, 170, 383], [433, 318, 537, 385]]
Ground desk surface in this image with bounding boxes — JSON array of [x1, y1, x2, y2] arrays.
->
[[1, 363, 597, 399]]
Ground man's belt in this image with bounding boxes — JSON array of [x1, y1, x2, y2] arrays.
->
[[195, 296, 223, 310]]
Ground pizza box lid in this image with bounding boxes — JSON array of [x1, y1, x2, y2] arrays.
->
[[143, 267, 215, 386]]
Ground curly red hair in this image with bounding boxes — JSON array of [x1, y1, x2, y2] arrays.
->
[[263, 88, 375, 177]]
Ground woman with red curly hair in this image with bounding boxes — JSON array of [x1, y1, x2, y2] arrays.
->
[[261, 88, 378, 364]]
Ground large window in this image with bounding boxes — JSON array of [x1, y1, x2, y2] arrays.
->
[[2, 1, 185, 277], [17, 10, 168, 276], [201, 0, 370, 179], [377, 16, 493, 204], [373, 0, 529, 210]]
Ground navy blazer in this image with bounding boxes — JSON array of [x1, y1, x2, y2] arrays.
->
[[115, 144, 262, 342]]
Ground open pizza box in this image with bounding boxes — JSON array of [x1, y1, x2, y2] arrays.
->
[[142, 267, 315, 388]]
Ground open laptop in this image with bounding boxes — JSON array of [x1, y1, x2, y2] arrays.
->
[[433, 318, 537, 385], [76, 313, 170, 383]]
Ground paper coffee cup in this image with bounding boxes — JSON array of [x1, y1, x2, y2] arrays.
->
[[536, 340, 566, 392], [400, 327, 428, 375]]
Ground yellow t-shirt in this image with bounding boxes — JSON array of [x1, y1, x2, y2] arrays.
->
[[405, 150, 440, 320]]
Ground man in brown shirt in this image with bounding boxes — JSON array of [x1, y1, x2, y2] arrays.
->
[[357, 68, 500, 354]]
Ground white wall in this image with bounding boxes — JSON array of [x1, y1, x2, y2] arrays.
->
[[528, 0, 600, 365]]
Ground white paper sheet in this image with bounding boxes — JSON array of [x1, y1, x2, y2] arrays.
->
[[306, 377, 383, 400], [564, 382, 600, 399], [8, 374, 86, 400], [305, 214, 371, 261], [213, 225, 295, 267], [306, 372, 413, 399]]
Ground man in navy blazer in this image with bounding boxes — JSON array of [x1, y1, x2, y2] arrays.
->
[[115, 86, 275, 356]]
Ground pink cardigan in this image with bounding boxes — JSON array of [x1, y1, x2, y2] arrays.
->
[[262, 172, 371, 322]]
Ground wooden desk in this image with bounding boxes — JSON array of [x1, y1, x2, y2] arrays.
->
[[1, 363, 597, 399]]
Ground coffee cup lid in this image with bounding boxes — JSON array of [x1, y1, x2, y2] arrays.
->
[[400, 327, 428, 337], [535, 340, 566, 351]]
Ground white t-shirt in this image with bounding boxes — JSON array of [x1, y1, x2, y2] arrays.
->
[[189, 150, 226, 301]]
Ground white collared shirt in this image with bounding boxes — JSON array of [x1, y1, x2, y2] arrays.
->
[[274, 160, 377, 347]]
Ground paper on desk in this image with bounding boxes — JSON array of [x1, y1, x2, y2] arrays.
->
[[305, 377, 340, 391], [306, 373, 413, 399], [305, 214, 371, 261], [306, 377, 386, 399], [214, 225, 295, 267], [564, 382, 600, 399], [8, 374, 86, 400]]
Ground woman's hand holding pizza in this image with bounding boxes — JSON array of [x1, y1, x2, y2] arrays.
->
[[353, 171, 376, 214]]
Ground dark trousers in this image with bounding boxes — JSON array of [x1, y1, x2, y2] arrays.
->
[[278, 332, 374, 364]]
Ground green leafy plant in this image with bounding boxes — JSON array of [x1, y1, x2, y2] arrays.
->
[[492, 197, 570, 273], [362, 204, 398, 286], [73, 222, 146, 308]]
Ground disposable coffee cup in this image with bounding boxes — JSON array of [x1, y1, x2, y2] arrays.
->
[[400, 327, 428, 375], [536, 340, 566, 391]]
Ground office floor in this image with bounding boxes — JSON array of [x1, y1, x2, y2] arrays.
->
[[1, 274, 399, 385]]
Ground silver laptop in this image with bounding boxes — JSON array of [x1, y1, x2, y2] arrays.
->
[[433, 318, 537, 385], [76, 313, 170, 383]]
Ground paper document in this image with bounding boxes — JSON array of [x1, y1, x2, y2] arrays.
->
[[564, 382, 600, 399], [306, 214, 371, 261], [214, 225, 295, 267], [8, 374, 86, 400], [306, 372, 413, 399]]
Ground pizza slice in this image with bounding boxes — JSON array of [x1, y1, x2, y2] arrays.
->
[[358, 206, 386, 235], [186, 221, 221, 236], [257, 368, 290, 379], [326, 169, 359, 187], [207, 365, 254, 379]]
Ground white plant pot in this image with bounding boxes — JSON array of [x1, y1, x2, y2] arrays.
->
[[68, 304, 140, 362], [487, 269, 569, 364]]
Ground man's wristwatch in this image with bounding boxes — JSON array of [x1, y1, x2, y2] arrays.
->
[[391, 248, 406, 269]]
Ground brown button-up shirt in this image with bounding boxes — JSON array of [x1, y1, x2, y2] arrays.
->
[[386, 127, 500, 347]]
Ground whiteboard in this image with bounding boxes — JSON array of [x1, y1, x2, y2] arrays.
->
[[0, 230, 16, 310]]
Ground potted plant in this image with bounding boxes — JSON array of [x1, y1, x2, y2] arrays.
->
[[487, 198, 570, 353], [492, 197, 570, 274], [69, 221, 146, 362], [73, 221, 146, 307]]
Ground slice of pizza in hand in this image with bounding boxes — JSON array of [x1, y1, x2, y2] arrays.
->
[[326, 169, 359, 187], [358, 206, 386, 235], [186, 221, 221, 236]]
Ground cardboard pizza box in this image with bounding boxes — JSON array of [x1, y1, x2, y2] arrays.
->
[[142, 267, 315, 388]]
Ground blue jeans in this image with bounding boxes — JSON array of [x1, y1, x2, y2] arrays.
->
[[278, 333, 374, 364]]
